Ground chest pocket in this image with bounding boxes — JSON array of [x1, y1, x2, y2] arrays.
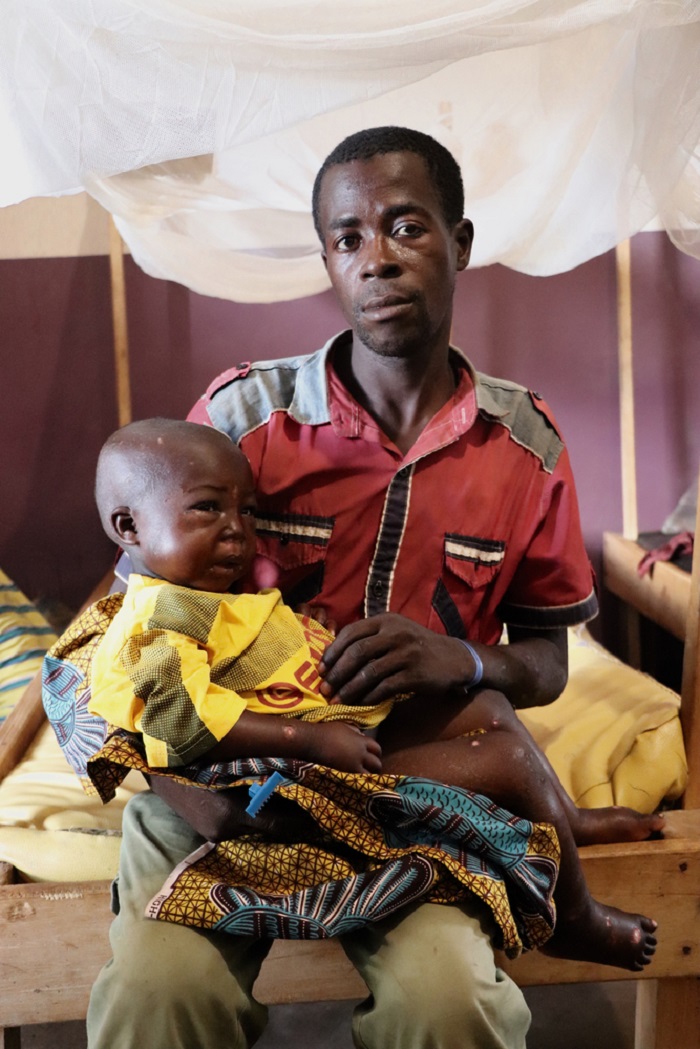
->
[[254, 511, 334, 607], [443, 533, 506, 589], [430, 533, 506, 639]]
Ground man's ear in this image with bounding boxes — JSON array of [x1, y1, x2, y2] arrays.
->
[[454, 219, 474, 272], [111, 508, 139, 546]]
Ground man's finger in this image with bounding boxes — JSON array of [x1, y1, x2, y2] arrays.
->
[[321, 648, 387, 700], [338, 667, 410, 708], [320, 619, 382, 671]]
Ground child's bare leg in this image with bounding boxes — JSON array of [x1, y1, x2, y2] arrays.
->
[[379, 691, 657, 971], [485, 694, 663, 845], [381, 688, 664, 846]]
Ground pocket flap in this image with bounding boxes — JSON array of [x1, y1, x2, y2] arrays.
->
[[443, 533, 505, 589], [255, 512, 334, 569]]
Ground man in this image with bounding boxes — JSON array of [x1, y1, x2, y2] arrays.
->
[[88, 126, 599, 1049]]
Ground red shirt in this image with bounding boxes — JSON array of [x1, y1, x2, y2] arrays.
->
[[188, 333, 596, 643]]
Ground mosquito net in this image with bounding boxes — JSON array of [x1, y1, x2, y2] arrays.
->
[[2, 1, 698, 300]]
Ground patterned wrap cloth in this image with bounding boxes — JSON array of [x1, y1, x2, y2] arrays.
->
[[42, 596, 560, 957]]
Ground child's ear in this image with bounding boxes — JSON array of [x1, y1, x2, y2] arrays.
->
[[111, 508, 139, 546]]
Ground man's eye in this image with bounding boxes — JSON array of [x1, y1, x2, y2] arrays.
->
[[241, 505, 256, 516], [395, 222, 424, 238], [191, 501, 218, 512], [334, 233, 359, 252]]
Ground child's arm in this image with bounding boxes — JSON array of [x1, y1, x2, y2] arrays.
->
[[92, 623, 382, 774], [206, 710, 382, 773]]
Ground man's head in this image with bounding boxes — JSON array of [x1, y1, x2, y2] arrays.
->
[[95, 419, 257, 593], [312, 126, 473, 361], [312, 126, 465, 240]]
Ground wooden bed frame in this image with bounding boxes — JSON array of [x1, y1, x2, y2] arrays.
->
[[1, 498, 699, 1049], [1, 236, 699, 1048]]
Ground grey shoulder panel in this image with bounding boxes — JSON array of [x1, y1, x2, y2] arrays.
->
[[476, 373, 564, 474], [208, 348, 331, 442]]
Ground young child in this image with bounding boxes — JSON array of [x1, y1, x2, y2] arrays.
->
[[91, 417, 659, 971], [90, 417, 385, 776]]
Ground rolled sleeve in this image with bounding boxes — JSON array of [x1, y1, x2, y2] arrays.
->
[[498, 450, 598, 630], [93, 629, 248, 769]]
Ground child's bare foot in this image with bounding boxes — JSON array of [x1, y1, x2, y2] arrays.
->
[[570, 806, 665, 846], [542, 900, 657, 971]]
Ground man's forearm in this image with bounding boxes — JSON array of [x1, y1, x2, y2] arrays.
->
[[318, 613, 569, 710], [461, 627, 568, 709]]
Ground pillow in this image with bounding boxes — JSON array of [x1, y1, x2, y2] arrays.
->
[[0, 569, 144, 880], [519, 626, 687, 811], [0, 569, 57, 723], [0, 719, 145, 881]]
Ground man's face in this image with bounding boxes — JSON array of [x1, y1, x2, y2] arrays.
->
[[317, 151, 472, 359], [131, 438, 257, 593]]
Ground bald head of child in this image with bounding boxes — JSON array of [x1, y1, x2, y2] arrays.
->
[[95, 418, 257, 593]]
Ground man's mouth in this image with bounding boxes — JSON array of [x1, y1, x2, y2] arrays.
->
[[361, 293, 414, 320]]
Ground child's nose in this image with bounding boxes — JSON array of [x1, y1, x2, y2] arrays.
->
[[222, 510, 245, 537]]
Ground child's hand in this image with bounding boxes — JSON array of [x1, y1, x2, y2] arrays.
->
[[311, 722, 382, 773], [296, 602, 338, 636]]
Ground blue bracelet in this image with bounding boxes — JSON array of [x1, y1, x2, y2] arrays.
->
[[458, 639, 484, 691]]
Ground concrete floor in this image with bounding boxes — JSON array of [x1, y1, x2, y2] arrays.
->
[[20, 982, 637, 1048]]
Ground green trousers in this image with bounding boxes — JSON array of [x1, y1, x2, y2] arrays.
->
[[87, 792, 530, 1049]]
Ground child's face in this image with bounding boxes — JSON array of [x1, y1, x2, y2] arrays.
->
[[131, 439, 257, 593]]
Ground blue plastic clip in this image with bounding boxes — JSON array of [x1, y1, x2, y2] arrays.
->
[[245, 771, 290, 818]]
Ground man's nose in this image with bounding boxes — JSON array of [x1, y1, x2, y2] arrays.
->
[[361, 236, 400, 279]]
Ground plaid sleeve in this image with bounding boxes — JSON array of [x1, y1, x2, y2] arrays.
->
[[90, 628, 248, 768]]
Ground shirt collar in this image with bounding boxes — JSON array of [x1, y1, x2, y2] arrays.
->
[[287, 330, 509, 437]]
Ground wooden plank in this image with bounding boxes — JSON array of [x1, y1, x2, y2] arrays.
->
[[255, 940, 366, 1004], [680, 466, 700, 809], [634, 980, 658, 1049], [0, 671, 45, 786], [616, 239, 638, 541], [2, 824, 699, 1024], [603, 532, 691, 642], [653, 977, 700, 1049], [0, 193, 111, 260], [108, 219, 132, 428], [499, 827, 700, 987], [0, 880, 113, 1027]]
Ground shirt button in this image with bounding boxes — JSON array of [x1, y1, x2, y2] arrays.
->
[[372, 580, 384, 597]]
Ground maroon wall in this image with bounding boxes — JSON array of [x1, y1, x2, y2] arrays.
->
[[1, 234, 698, 641]]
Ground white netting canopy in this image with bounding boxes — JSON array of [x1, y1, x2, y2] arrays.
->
[[2, 1, 699, 301]]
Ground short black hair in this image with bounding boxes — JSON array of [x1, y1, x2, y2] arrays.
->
[[94, 418, 239, 536], [312, 126, 464, 241]]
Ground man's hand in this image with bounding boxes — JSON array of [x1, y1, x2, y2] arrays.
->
[[318, 613, 470, 706], [311, 721, 382, 773], [319, 616, 569, 711], [296, 602, 338, 635]]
